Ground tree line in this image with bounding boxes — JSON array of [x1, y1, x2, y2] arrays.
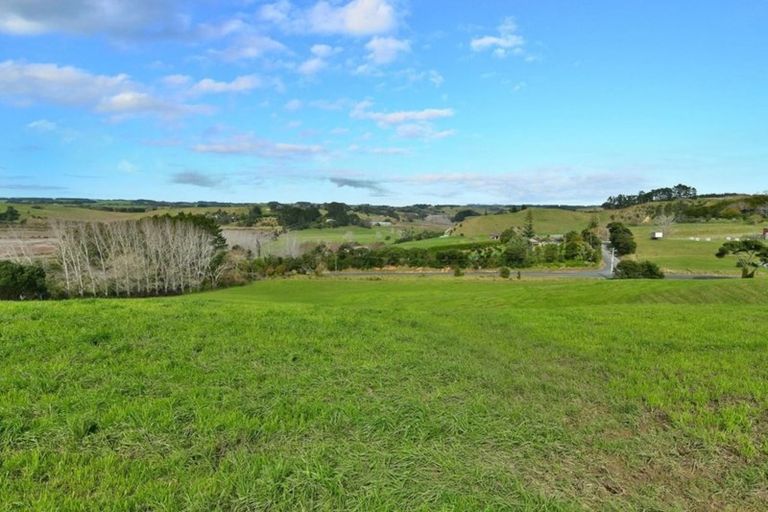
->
[[602, 184, 697, 209]]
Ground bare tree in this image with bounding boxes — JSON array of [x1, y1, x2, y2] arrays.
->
[[655, 214, 675, 235], [51, 217, 220, 297]]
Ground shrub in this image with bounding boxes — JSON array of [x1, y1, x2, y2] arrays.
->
[[499, 267, 511, 278], [0, 206, 21, 222], [614, 260, 665, 279], [0, 261, 48, 300]]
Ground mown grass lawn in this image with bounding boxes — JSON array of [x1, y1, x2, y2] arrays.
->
[[1, 278, 767, 510]]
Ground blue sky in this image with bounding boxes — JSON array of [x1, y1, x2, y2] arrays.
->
[[1, 0, 766, 205]]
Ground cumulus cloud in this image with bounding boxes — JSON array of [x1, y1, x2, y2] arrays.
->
[[297, 44, 342, 75], [191, 75, 261, 94], [351, 101, 454, 125], [364, 36, 410, 65], [0, 0, 189, 38], [213, 34, 287, 61], [193, 134, 325, 158], [171, 170, 221, 188], [0, 60, 204, 118], [259, 0, 397, 36], [297, 57, 326, 75], [470, 17, 526, 58]]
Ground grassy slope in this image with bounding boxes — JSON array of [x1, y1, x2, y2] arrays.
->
[[455, 208, 600, 238], [632, 223, 764, 275], [2, 278, 768, 510]]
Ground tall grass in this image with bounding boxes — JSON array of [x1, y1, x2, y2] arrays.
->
[[1, 278, 767, 510]]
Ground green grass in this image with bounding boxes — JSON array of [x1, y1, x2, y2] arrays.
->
[[2, 278, 768, 510], [455, 208, 600, 238], [261, 226, 399, 253], [632, 223, 765, 275], [393, 235, 487, 249]]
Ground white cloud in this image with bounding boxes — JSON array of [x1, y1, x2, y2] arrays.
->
[[284, 99, 303, 111], [193, 134, 325, 158], [428, 70, 444, 87], [310, 98, 352, 110], [259, 0, 292, 24], [162, 74, 191, 87], [214, 34, 287, 61], [470, 17, 526, 58], [260, 0, 397, 36], [310, 44, 339, 58], [396, 124, 455, 140], [26, 119, 58, 132], [364, 36, 410, 65], [297, 44, 342, 75], [96, 91, 188, 117], [191, 75, 261, 94], [0, 60, 130, 106], [351, 101, 454, 125], [0, 60, 204, 119], [298, 57, 327, 75]]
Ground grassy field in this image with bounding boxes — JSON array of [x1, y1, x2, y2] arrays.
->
[[0, 202, 250, 224], [632, 222, 765, 275], [1, 278, 767, 510], [454, 208, 600, 238]]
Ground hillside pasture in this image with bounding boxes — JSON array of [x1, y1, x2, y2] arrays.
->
[[632, 222, 766, 275], [454, 208, 599, 238], [1, 278, 767, 510]]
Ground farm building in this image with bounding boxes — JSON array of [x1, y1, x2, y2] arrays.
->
[[651, 232, 664, 240]]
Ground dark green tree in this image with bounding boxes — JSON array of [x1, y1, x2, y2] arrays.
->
[[607, 222, 637, 256], [452, 209, 480, 223], [716, 240, 768, 278], [240, 205, 263, 226], [503, 233, 531, 267], [522, 209, 535, 239], [324, 202, 350, 226], [0, 206, 20, 222], [0, 261, 48, 300]]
